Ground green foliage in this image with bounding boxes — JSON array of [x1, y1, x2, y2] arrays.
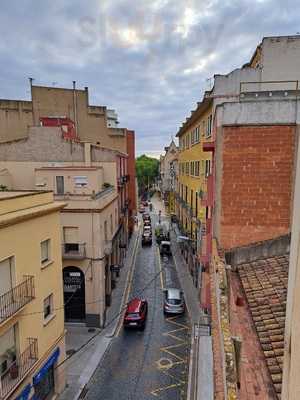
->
[[135, 155, 159, 191]]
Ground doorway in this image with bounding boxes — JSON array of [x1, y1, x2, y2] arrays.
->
[[63, 266, 85, 322]]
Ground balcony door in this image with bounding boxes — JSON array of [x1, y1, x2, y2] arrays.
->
[[56, 176, 64, 195], [0, 258, 12, 297]]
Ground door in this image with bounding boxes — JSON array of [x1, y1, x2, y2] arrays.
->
[[0, 257, 12, 296], [56, 176, 64, 195], [63, 266, 85, 322]]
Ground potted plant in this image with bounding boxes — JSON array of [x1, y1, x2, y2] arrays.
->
[[10, 362, 19, 379], [6, 347, 18, 379]]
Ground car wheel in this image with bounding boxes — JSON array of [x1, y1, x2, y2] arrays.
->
[[140, 323, 145, 331]]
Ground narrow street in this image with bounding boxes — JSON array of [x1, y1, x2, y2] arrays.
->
[[85, 200, 191, 400]]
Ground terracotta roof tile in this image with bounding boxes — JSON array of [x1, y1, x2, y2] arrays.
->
[[238, 254, 289, 399]]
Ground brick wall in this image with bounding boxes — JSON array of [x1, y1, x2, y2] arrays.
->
[[220, 125, 295, 249]]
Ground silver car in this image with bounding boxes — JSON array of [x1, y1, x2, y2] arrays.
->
[[163, 288, 185, 315]]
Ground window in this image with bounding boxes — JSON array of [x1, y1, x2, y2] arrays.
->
[[206, 115, 212, 137], [186, 162, 189, 175], [63, 227, 79, 253], [202, 121, 206, 137], [196, 126, 200, 142], [110, 214, 113, 235], [104, 221, 108, 241], [195, 161, 200, 176], [205, 160, 211, 177], [74, 176, 88, 187], [191, 130, 194, 145], [191, 161, 195, 176], [43, 294, 53, 319], [41, 239, 50, 264], [56, 176, 64, 195]]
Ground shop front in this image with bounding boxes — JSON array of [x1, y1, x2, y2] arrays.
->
[[32, 348, 60, 400], [15, 348, 60, 400]]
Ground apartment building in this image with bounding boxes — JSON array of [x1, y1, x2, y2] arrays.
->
[[0, 191, 66, 400], [176, 99, 213, 288], [204, 36, 300, 400], [126, 130, 137, 235], [174, 35, 300, 297], [0, 82, 136, 241], [159, 140, 179, 214], [0, 127, 126, 328]]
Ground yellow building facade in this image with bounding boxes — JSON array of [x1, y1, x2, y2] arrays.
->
[[176, 98, 213, 284], [0, 191, 66, 400]]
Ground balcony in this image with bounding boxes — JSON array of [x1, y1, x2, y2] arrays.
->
[[0, 338, 38, 399], [117, 175, 129, 188], [0, 277, 35, 325], [62, 243, 86, 260]]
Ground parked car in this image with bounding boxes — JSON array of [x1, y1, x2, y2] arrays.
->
[[139, 204, 145, 213], [163, 288, 185, 315], [124, 298, 148, 329], [159, 241, 171, 256], [142, 213, 151, 221], [143, 225, 152, 236], [142, 232, 152, 246]]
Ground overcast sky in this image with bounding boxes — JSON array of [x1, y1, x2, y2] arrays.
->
[[1, 0, 299, 157]]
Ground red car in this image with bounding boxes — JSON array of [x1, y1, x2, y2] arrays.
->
[[123, 298, 148, 330]]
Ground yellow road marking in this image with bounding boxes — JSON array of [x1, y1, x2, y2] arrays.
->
[[156, 247, 164, 290], [151, 315, 191, 397], [115, 229, 140, 337]]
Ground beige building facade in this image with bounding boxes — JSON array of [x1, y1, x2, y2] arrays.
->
[[0, 191, 66, 400], [0, 83, 127, 153], [0, 127, 126, 327]]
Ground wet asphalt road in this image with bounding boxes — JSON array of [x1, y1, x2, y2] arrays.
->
[[85, 209, 191, 400]]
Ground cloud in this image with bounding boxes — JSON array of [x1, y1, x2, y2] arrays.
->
[[1, 0, 300, 152]]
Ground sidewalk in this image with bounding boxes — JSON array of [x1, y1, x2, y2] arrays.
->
[[152, 193, 213, 400], [58, 226, 140, 400]]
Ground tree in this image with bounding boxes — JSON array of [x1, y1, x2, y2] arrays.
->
[[135, 155, 159, 194]]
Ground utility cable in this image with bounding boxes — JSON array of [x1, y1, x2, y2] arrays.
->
[[18, 256, 105, 318], [54, 268, 162, 371]]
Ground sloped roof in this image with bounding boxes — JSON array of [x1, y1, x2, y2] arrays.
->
[[238, 255, 289, 398]]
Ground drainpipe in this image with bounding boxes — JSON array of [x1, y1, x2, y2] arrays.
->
[[73, 81, 78, 136], [29, 77, 35, 125]]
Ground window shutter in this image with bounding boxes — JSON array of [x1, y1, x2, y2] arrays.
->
[[64, 227, 79, 244]]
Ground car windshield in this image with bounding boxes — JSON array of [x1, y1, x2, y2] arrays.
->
[[167, 298, 181, 305], [127, 313, 140, 318]]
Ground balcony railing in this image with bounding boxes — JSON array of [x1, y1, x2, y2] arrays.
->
[[62, 243, 86, 260], [0, 338, 38, 399], [0, 277, 35, 325]]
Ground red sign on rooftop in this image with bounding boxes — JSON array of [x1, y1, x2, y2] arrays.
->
[[40, 117, 78, 140]]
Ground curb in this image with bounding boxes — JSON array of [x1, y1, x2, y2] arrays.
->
[[71, 227, 141, 400], [106, 226, 141, 338]]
